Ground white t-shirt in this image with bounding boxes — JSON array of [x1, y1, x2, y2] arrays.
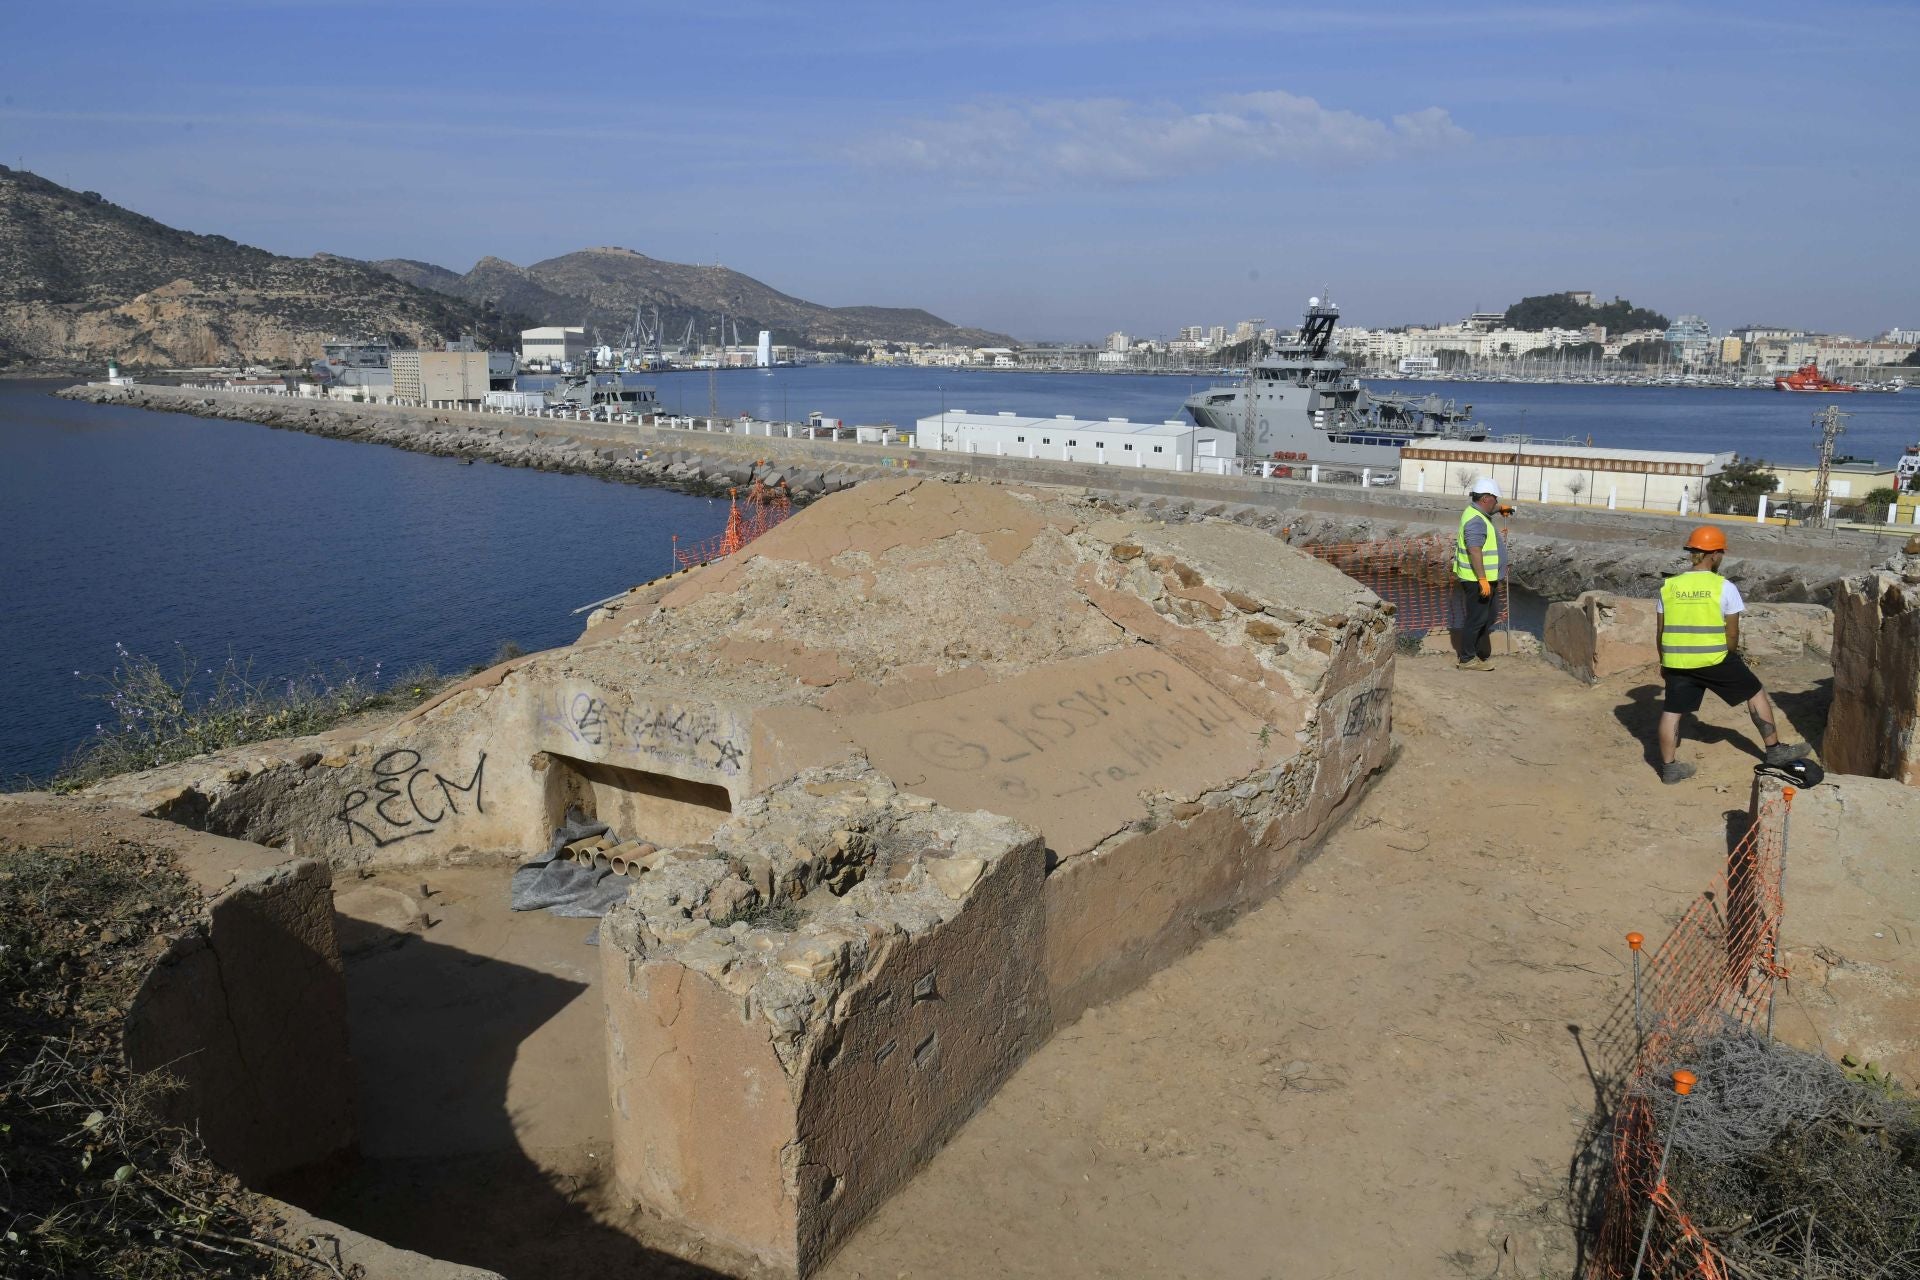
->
[[1655, 579, 1744, 615]]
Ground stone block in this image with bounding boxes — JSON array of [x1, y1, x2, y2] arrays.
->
[[1543, 591, 1658, 682], [1825, 571, 1920, 782], [1740, 602, 1833, 658]]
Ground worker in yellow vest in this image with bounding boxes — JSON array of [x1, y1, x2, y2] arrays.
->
[[1655, 526, 1810, 784], [1453, 477, 1512, 670]]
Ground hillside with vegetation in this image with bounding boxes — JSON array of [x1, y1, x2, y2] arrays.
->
[[1503, 292, 1669, 333], [0, 167, 516, 369], [371, 245, 1015, 349]]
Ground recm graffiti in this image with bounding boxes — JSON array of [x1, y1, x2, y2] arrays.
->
[[337, 748, 486, 848]]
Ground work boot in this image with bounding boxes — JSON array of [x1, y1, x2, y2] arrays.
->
[[1763, 741, 1810, 766], [1660, 761, 1697, 785]]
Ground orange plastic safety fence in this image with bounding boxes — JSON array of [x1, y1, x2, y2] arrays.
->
[[673, 479, 793, 570], [1301, 532, 1509, 634], [1585, 793, 1793, 1280]]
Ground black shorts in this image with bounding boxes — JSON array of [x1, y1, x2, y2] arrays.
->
[[1662, 653, 1764, 714]]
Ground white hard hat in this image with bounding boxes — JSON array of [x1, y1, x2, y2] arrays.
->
[[1470, 476, 1502, 499]]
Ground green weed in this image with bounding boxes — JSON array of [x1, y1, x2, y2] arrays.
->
[[49, 645, 445, 792]]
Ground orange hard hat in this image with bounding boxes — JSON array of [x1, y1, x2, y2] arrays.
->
[[1685, 525, 1728, 553]]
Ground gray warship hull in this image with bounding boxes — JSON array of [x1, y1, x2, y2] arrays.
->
[[1183, 300, 1486, 468]]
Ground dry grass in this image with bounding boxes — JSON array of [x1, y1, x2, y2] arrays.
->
[[0, 841, 340, 1277]]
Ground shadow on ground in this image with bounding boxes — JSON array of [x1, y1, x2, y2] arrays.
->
[[283, 919, 735, 1280], [1612, 682, 1766, 772]]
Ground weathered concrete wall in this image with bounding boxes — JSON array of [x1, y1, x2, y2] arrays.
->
[[126, 854, 354, 1185], [1544, 590, 1831, 684], [1825, 567, 1920, 781], [600, 768, 1049, 1275]]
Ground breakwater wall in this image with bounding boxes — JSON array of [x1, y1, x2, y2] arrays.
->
[[61, 383, 1892, 603]]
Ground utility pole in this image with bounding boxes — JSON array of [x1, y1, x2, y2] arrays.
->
[[1810, 404, 1848, 528]]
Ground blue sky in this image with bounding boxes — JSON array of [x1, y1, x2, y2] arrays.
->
[[2, 1, 1913, 340]]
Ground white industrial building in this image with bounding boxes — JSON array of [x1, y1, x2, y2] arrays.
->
[[915, 411, 1237, 473], [520, 326, 588, 369], [1398, 440, 1732, 515]]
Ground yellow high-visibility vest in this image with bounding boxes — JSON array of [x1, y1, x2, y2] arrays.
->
[[1454, 507, 1501, 582], [1659, 571, 1729, 669]]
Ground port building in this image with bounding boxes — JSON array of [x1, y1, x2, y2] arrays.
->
[[1397, 439, 1731, 514], [390, 350, 491, 409], [520, 326, 588, 368], [1768, 461, 1899, 501], [915, 410, 1237, 472]]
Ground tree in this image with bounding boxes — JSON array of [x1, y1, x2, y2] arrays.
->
[[1617, 339, 1672, 365], [1707, 457, 1780, 515], [1902, 348, 1920, 367], [1503, 292, 1668, 333], [1865, 486, 1899, 507]]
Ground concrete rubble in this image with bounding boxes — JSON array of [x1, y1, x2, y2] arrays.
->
[[1825, 543, 1920, 783], [67, 474, 1395, 1276]]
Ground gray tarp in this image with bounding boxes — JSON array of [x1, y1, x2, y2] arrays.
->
[[508, 811, 633, 923]]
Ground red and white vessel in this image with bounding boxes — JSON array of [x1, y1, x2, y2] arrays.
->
[[1773, 362, 1859, 393]]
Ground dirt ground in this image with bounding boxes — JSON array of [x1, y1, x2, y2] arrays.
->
[[820, 649, 1858, 1280], [301, 648, 1909, 1280]]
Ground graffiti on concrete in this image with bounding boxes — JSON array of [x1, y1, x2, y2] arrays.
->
[[1339, 686, 1389, 739], [337, 749, 486, 848], [547, 691, 745, 776], [900, 665, 1246, 801]]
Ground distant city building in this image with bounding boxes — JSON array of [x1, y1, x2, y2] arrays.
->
[[1665, 315, 1714, 364], [1208, 325, 1227, 347], [1718, 336, 1744, 365], [1465, 312, 1507, 331], [1178, 325, 1205, 342], [1105, 330, 1131, 353], [1885, 327, 1920, 345], [757, 329, 773, 367]]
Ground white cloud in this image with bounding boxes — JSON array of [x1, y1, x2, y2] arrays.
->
[[854, 89, 1470, 183]]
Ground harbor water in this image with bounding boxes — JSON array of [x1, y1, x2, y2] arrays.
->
[[4, 372, 1916, 781], [0, 381, 727, 782]]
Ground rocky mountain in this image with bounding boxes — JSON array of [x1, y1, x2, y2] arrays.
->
[[0, 168, 517, 369], [369, 245, 1014, 349]]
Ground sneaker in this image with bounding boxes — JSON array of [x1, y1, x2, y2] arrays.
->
[[1470, 657, 1496, 672], [1763, 742, 1810, 766], [1660, 761, 1697, 785]]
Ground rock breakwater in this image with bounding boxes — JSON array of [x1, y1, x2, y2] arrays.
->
[[58, 384, 875, 503]]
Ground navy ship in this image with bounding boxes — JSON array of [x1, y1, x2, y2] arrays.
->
[[1183, 297, 1486, 467], [542, 371, 662, 416]]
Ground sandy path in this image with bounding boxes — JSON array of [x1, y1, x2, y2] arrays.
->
[[824, 652, 1835, 1279]]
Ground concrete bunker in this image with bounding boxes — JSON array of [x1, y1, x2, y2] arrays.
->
[[82, 476, 1396, 1276]]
